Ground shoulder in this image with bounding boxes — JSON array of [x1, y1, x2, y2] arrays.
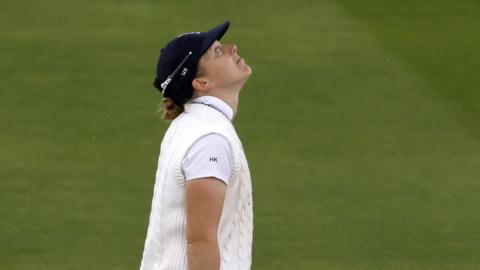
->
[[182, 133, 234, 184], [185, 133, 233, 165], [195, 133, 231, 149]]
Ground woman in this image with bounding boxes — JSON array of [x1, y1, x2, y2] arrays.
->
[[140, 21, 254, 270]]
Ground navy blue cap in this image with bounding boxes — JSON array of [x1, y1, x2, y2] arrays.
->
[[153, 21, 230, 106]]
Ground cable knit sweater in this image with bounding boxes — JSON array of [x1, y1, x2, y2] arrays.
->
[[140, 102, 253, 270]]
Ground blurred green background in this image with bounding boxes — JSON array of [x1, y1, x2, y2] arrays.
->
[[1, 0, 480, 269]]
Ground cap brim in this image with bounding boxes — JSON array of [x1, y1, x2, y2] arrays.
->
[[200, 21, 230, 56]]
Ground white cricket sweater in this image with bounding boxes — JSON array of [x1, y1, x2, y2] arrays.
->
[[140, 102, 253, 270]]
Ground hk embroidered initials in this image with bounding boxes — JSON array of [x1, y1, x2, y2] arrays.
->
[[209, 157, 218, 162]]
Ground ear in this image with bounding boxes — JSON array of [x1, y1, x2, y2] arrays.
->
[[192, 76, 213, 93]]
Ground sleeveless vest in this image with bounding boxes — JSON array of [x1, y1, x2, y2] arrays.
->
[[140, 103, 253, 270]]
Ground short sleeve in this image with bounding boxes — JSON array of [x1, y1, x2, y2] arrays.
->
[[181, 133, 233, 185]]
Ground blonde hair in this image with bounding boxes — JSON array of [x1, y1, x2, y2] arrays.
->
[[158, 97, 184, 120]]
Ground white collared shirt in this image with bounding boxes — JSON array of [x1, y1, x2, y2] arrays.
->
[[189, 95, 233, 120], [181, 96, 234, 185]]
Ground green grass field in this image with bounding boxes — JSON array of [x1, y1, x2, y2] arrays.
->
[[1, 0, 480, 269]]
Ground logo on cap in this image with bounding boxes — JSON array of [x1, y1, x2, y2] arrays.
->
[[160, 51, 192, 93]]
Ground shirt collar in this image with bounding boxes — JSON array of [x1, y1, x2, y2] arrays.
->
[[190, 96, 234, 121]]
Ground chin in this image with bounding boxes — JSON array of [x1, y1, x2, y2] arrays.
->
[[243, 64, 253, 76]]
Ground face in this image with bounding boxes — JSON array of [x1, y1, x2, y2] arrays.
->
[[196, 40, 252, 90]]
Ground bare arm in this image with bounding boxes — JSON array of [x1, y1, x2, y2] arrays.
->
[[186, 177, 226, 270]]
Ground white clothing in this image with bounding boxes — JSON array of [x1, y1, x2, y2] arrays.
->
[[191, 95, 234, 120], [140, 102, 253, 270], [182, 133, 233, 184], [181, 96, 234, 184]]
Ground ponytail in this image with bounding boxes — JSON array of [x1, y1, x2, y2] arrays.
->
[[159, 97, 184, 120]]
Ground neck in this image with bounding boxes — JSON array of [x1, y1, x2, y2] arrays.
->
[[218, 93, 239, 116], [196, 86, 242, 117]]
